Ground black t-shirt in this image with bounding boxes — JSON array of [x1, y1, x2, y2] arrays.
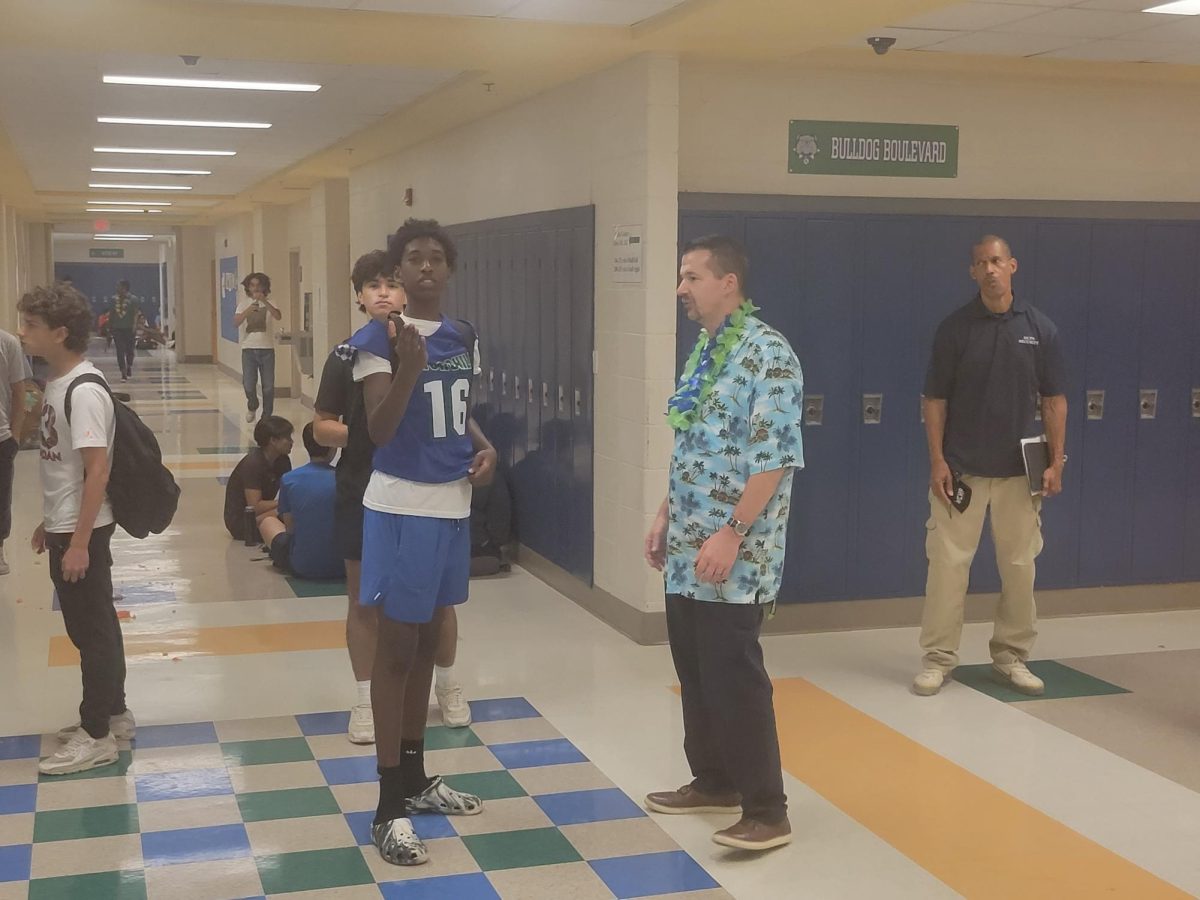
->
[[223, 448, 292, 538], [924, 294, 1066, 478], [314, 347, 376, 507]]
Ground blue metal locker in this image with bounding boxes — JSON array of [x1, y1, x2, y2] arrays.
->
[[569, 214, 596, 584]]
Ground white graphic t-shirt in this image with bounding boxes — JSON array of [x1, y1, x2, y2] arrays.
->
[[39, 361, 116, 533]]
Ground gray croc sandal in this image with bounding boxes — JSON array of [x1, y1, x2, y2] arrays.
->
[[371, 817, 428, 866], [407, 775, 484, 816]]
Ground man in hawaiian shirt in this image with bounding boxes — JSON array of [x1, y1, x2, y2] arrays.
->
[[644, 234, 804, 852]]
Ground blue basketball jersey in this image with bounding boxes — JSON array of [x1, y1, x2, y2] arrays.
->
[[348, 317, 475, 485]]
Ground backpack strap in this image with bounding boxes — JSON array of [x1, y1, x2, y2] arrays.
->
[[64, 373, 113, 425]]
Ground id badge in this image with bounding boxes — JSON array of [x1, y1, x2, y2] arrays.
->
[[950, 472, 971, 514]]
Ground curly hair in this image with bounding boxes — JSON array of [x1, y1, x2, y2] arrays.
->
[[386, 218, 457, 272], [17, 284, 93, 353], [242, 272, 271, 295]]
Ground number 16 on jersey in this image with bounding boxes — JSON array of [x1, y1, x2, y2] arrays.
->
[[424, 378, 470, 439]]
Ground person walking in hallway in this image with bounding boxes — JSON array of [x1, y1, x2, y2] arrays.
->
[[103, 280, 142, 382], [234, 272, 281, 423], [0, 326, 32, 575], [914, 235, 1068, 698]]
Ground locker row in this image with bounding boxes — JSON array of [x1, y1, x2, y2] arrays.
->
[[445, 206, 596, 586], [679, 207, 1200, 604]]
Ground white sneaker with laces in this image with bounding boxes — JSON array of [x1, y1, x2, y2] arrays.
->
[[245, 410, 256, 423], [57, 710, 136, 743], [348, 704, 375, 745], [0, 544, 8, 576], [39, 731, 119, 776], [993, 661, 1045, 696], [912, 669, 946, 696], [435, 683, 471, 727]]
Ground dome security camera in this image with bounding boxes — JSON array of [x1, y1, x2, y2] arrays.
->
[[867, 36, 897, 55]]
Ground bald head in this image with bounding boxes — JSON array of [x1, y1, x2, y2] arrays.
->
[[972, 235, 1012, 260]]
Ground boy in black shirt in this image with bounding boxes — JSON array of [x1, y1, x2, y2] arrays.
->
[[223, 416, 294, 542]]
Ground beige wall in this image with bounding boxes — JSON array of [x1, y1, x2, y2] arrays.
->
[[349, 54, 680, 615], [308, 179, 351, 404], [680, 60, 1200, 202], [176, 225, 214, 362]]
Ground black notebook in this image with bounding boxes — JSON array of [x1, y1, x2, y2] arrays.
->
[[1021, 436, 1049, 495]]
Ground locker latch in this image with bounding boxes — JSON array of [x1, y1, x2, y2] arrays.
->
[[803, 395, 823, 426], [862, 393, 883, 425], [558, 385, 565, 413], [527, 378, 534, 405], [514, 377, 521, 402], [501, 372, 508, 396], [542, 382, 549, 408], [1192, 388, 1200, 419], [1139, 389, 1158, 420], [1086, 390, 1104, 421], [488, 369, 495, 393], [574, 389, 583, 416]]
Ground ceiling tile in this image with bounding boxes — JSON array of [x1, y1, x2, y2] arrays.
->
[[1124, 16, 1200, 40], [503, 0, 682, 26], [1075, 0, 1170, 10], [1041, 38, 1182, 59], [919, 30, 1081, 55], [992, 8, 1161, 37], [350, 0, 517, 15], [895, 2, 1047, 31]]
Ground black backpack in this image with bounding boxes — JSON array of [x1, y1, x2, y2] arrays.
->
[[65, 373, 181, 539]]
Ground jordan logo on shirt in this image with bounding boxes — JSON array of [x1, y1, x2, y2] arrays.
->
[[40, 405, 62, 462]]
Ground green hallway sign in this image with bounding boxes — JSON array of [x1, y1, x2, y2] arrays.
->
[[789, 120, 958, 178], [89, 248, 125, 258]]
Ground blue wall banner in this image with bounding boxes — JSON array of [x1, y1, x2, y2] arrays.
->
[[220, 256, 239, 342]]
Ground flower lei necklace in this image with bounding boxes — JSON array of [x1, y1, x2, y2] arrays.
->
[[666, 299, 758, 431]]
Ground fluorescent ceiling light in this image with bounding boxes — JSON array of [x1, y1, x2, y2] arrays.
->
[[1144, 1, 1200, 11], [87, 200, 172, 206], [92, 167, 211, 175], [88, 208, 153, 213], [95, 147, 236, 156], [98, 116, 271, 129], [94, 235, 152, 240], [89, 183, 193, 191], [103, 74, 320, 92]]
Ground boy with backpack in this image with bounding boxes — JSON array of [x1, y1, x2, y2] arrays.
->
[[19, 284, 132, 774]]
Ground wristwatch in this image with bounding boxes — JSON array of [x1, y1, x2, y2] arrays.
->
[[726, 516, 751, 538]]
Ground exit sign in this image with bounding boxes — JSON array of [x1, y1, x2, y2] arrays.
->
[[90, 248, 124, 259]]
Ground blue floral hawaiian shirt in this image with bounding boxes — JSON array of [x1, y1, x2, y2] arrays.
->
[[665, 316, 804, 604]]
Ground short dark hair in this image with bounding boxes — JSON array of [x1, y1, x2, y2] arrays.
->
[[352, 250, 396, 295], [253, 415, 293, 448], [117, 279, 130, 290], [387, 218, 457, 272], [972, 234, 1013, 260], [242, 272, 271, 295], [301, 422, 332, 460], [18, 285, 93, 353], [681, 235, 749, 293]]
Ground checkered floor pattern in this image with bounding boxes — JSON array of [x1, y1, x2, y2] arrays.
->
[[0, 699, 732, 899]]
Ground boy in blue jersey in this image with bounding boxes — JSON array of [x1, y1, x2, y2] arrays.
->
[[350, 219, 497, 866]]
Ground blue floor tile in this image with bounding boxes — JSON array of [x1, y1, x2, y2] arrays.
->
[[0, 784, 37, 815], [379, 872, 500, 899], [467, 698, 540, 723], [590, 850, 719, 899], [489, 739, 588, 770], [296, 711, 350, 737], [345, 810, 457, 845], [318, 756, 378, 786], [136, 768, 233, 803], [534, 788, 646, 827], [0, 735, 40, 761], [0, 844, 32, 883], [141, 823, 252, 867], [133, 722, 219, 749]]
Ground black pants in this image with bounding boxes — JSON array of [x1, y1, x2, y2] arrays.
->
[[665, 593, 787, 824], [0, 438, 16, 543], [113, 329, 135, 377], [47, 524, 127, 739]]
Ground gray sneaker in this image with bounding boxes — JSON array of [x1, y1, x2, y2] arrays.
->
[[57, 709, 136, 743], [408, 776, 483, 816]]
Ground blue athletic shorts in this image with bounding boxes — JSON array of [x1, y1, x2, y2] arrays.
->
[[359, 509, 470, 624]]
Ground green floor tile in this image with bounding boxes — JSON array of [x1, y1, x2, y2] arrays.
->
[[33, 803, 139, 842], [222, 737, 315, 767], [444, 769, 527, 801], [425, 725, 484, 751], [37, 750, 132, 782], [954, 660, 1131, 703], [29, 869, 146, 900], [463, 826, 583, 872], [256, 846, 373, 894], [237, 786, 340, 823], [285, 576, 348, 598]]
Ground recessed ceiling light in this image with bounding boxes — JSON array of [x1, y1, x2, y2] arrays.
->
[[98, 116, 271, 129], [89, 183, 193, 191], [87, 200, 172, 206], [103, 74, 321, 92], [94, 235, 152, 240], [92, 167, 211, 175], [94, 147, 236, 156], [1144, 0, 1200, 11], [87, 208, 155, 213]]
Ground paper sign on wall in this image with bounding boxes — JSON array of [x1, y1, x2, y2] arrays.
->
[[612, 225, 643, 284]]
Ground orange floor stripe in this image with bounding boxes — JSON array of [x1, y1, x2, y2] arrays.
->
[[49, 620, 346, 666], [773, 678, 1189, 899]]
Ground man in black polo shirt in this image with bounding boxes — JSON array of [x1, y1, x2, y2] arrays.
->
[[914, 235, 1067, 698]]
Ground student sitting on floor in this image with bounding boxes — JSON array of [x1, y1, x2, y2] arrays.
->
[[223, 416, 293, 543], [257, 423, 345, 581]]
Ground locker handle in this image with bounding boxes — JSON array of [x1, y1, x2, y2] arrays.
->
[[574, 389, 583, 416], [501, 372, 508, 396], [514, 377, 521, 402], [527, 378, 534, 405], [542, 382, 549, 408], [488, 369, 495, 392], [558, 386, 566, 413], [1192, 388, 1200, 418]]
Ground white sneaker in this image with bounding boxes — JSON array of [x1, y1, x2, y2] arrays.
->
[[57, 710, 136, 743], [348, 704, 375, 745], [993, 661, 1045, 696], [435, 684, 471, 728], [39, 731, 119, 776], [0, 545, 8, 576], [245, 410, 256, 423], [912, 669, 946, 696]]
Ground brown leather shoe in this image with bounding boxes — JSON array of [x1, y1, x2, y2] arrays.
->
[[712, 816, 792, 851], [645, 784, 741, 815]]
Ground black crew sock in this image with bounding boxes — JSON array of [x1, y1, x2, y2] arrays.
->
[[374, 765, 407, 826], [399, 739, 431, 798]]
